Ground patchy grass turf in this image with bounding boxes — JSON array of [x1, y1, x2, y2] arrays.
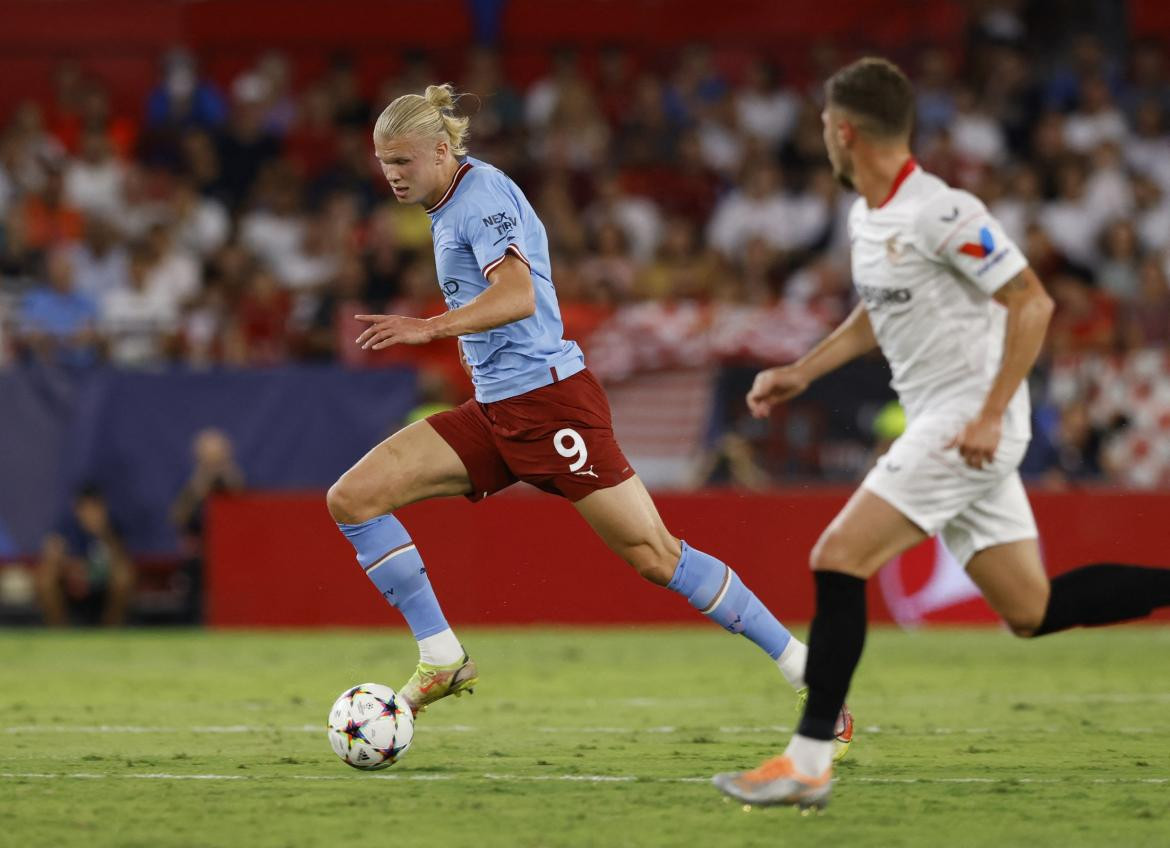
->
[[1, 627, 1168, 848]]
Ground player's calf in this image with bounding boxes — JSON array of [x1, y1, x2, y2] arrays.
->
[[1031, 563, 1170, 636]]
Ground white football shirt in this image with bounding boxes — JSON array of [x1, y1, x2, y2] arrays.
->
[[848, 161, 1031, 439]]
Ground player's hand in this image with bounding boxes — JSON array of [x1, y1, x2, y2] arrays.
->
[[946, 412, 1002, 470], [746, 366, 809, 418], [354, 314, 435, 349]]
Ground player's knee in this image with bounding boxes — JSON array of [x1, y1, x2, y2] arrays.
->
[[809, 533, 855, 575], [1003, 608, 1045, 638], [326, 478, 377, 526], [625, 535, 681, 586]]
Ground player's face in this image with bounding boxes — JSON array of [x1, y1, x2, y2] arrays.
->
[[373, 134, 446, 205], [821, 106, 855, 191]]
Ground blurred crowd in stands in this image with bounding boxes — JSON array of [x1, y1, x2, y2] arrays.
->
[[2, 10, 1170, 488]]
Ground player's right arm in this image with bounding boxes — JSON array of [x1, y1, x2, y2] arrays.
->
[[747, 303, 877, 418]]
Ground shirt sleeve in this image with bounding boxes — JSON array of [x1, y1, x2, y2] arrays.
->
[[456, 177, 532, 279], [916, 187, 1028, 296]]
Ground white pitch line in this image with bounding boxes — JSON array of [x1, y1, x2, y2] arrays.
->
[[0, 772, 1166, 786], [4, 723, 1164, 737]]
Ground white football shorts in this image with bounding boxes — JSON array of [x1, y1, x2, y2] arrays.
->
[[862, 415, 1038, 566]]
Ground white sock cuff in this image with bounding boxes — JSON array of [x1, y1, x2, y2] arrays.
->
[[417, 628, 463, 666], [776, 637, 808, 690]]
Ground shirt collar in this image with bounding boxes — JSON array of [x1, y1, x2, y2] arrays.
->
[[425, 161, 474, 215]]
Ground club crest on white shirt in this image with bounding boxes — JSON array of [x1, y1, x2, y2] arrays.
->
[[885, 233, 907, 263]]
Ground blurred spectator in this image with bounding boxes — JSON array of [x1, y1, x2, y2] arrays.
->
[[1039, 157, 1100, 268], [585, 172, 661, 264], [229, 266, 292, 365], [693, 432, 771, 490], [17, 165, 83, 252], [950, 87, 1007, 168], [1094, 219, 1142, 300], [63, 129, 125, 218], [311, 126, 382, 213], [45, 60, 87, 152], [915, 47, 958, 144], [1043, 34, 1117, 113], [253, 51, 298, 137], [595, 45, 635, 127], [1063, 75, 1127, 153], [578, 221, 638, 302], [179, 129, 224, 200], [286, 81, 340, 179], [4, 101, 65, 195], [459, 47, 523, 144], [708, 161, 828, 258], [1083, 141, 1133, 226], [180, 274, 234, 367], [100, 241, 179, 367], [272, 213, 340, 293], [240, 174, 305, 269], [144, 222, 201, 313], [1124, 40, 1170, 118], [663, 44, 726, 126], [1132, 175, 1170, 255], [217, 77, 283, 209], [14, 248, 99, 366], [301, 252, 368, 360], [696, 93, 746, 177], [170, 177, 229, 259], [73, 81, 138, 160], [67, 214, 129, 302], [707, 162, 788, 258], [736, 58, 799, 152], [1121, 257, 1170, 350], [1125, 100, 1170, 192], [635, 216, 716, 301], [535, 173, 588, 259], [35, 484, 134, 627], [1024, 400, 1109, 486], [988, 165, 1041, 247], [526, 48, 581, 130], [532, 76, 610, 172], [636, 129, 720, 227], [1047, 270, 1118, 356], [171, 428, 245, 554], [0, 133, 15, 221], [171, 428, 245, 620], [145, 49, 227, 131], [616, 73, 676, 167], [324, 54, 371, 129]]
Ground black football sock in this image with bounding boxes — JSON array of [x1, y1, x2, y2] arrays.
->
[[797, 570, 868, 741], [1034, 563, 1170, 636]]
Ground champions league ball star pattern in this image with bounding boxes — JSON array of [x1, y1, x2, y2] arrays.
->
[[327, 683, 414, 770]]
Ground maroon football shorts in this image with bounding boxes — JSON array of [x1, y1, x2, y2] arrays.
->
[[426, 369, 635, 502]]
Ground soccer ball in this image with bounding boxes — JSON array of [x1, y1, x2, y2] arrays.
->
[[327, 682, 414, 770]]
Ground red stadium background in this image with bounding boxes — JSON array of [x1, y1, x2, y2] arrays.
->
[[208, 489, 1170, 628], [4, 0, 1170, 118]]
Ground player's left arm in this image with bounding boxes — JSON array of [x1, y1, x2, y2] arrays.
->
[[355, 256, 535, 349], [947, 266, 1054, 468]]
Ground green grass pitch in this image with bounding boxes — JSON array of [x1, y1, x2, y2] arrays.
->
[[1, 627, 1168, 848]]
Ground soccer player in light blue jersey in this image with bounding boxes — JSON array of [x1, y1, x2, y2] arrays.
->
[[324, 84, 850, 753]]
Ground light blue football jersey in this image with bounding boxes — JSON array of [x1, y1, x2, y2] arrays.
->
[[426, 156, 585, 403]]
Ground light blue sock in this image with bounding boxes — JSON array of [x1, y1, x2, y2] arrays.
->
[[667, 541, 792, 659], [338, 515, 450, 640]]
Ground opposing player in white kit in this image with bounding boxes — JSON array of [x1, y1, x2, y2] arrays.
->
[[713, 57, 1170, 809]]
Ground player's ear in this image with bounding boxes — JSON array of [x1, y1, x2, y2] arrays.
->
[[838, 118, 856, 148], [434, 138, 448, 165]]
